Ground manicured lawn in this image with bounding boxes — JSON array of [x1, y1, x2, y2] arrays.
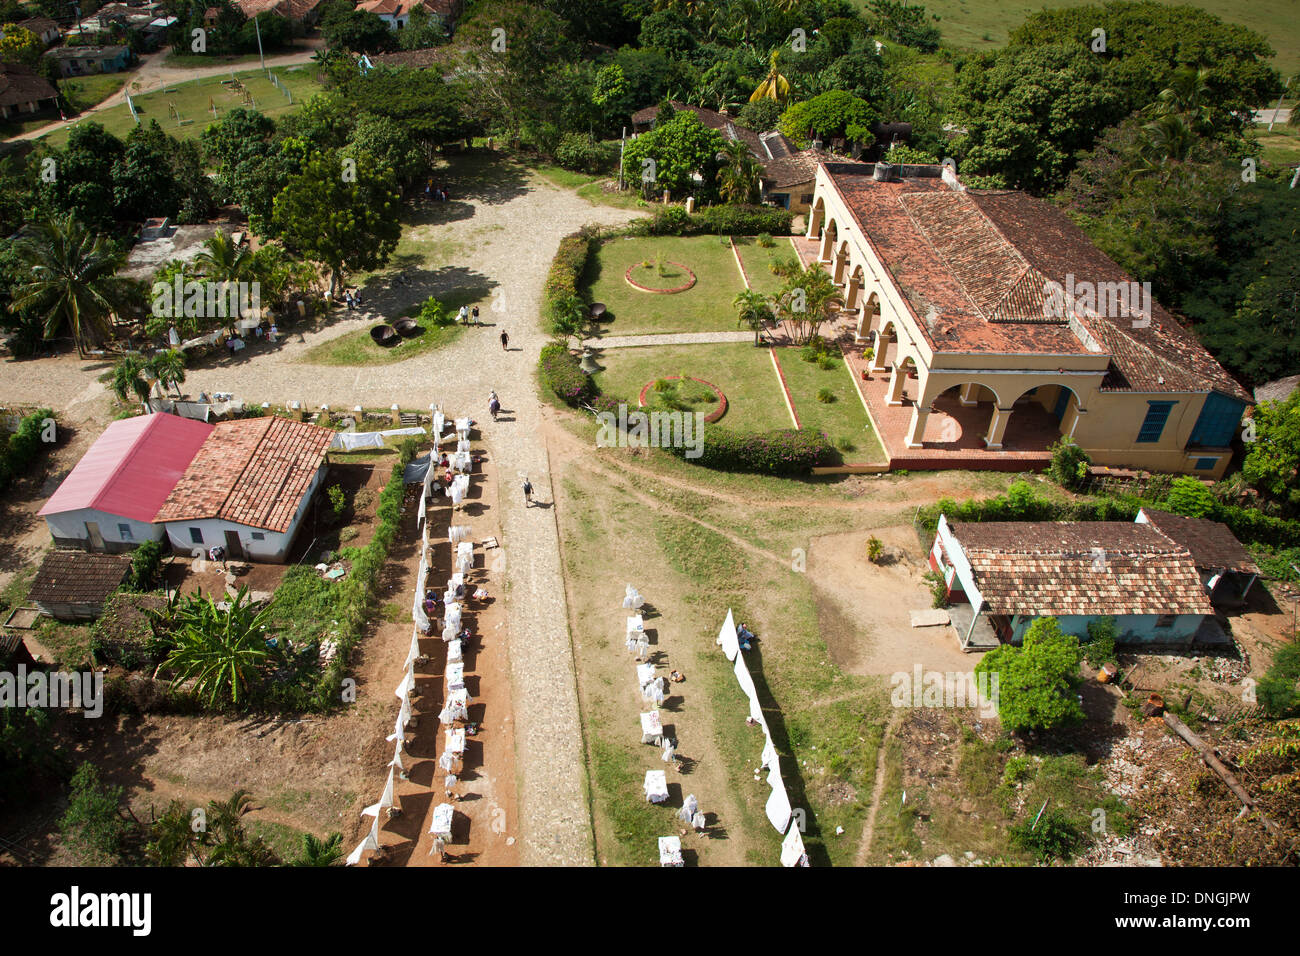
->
[[591, 342, 791, 432], [775, 348, 886, 462], [873, 0, 1300, 75], [732, 236, 800, 297], [36, 65, 321, 147], [582, 235, 749, 335]]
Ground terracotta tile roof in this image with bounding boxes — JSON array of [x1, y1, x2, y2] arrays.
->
[[235, 0, 323, 19], [631, 100, 802, 168], [155, 416, 334, 532], [762, 147, 856, 188], [823, 165, 1251, 401], [1138, 509, 1259, 576], [0, 61, 57, 109], [29, 551, 131, 608], [948, 520, 1213, 617]]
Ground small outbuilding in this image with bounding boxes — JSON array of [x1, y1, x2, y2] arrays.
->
[[28, 550, 132, 621], [1135, 508, 1260, 606]]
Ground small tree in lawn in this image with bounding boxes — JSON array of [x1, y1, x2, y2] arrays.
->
[[975, 617, 1085, 733], [548, 295, 587, 350], [732, 288, 773, 345], [270, 151, 401, 299], [776, 264, 843, 345]]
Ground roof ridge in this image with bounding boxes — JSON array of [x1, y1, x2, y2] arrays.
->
[[894, 190, 996, 322]]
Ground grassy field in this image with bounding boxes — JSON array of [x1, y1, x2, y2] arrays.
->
[[582, 235, 749, 335], [732, 236, 801, 297], [774, 348, 886, 462], [874, 0, 1300, 76], [301, 319, 466, 366], [591, 342, 793, 433], [62, 71, 132, 112], [1257, 122, 1300, 166], [35, 65, 321, 148]]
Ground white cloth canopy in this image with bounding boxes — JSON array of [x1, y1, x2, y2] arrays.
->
[[640, 710, 663, 744], [658, 836, 683, 867], [361, 768, 395, 819], [446, 662, 465, 692], [636, 663, 656, 687], [395, 668, 415, 701], [678, 793, 699, 823], [346, 817, 380, 866], [781, 823, 809, 867], [448, 525, 471, 544], [447, 638, 463, 663], [439, 687, 471, 723], [765, 763, 792, 833], [643, 770, 669, 803], [622, 584, 644, 610], [429, 802, 455, 838]]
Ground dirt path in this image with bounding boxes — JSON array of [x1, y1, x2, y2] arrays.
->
[[855, 712, 902, 866]]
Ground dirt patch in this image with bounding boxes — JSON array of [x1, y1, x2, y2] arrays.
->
[[808, 527, 974, 677]]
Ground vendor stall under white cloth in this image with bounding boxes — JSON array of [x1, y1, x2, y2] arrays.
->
[[636, 663, 656, 688], [658, 836, 684, 867], [439, 688, 471, 723], [640, 710, 663, 745], [455, 417, 471, 439], [446, 662, 465, 692], [643, 770, 669, 804], [447, 638, 463, 663], [429, 802, 455, 839], [456, 540, 474, 573]]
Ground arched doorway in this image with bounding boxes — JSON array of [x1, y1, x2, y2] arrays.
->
[[1002, 383, 1085, 450], [854, 285, 877, 340], [908, 382, 1004, 448], [887, 354, 920, 406]]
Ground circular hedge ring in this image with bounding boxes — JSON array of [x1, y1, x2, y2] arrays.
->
[[625, 261, 697, 294], [637, 376, 728, 424]]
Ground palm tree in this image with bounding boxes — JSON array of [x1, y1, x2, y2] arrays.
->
[[111, 353, 154, 411], [147, 799, 206, 867], [148, 349, 186, 399], [204, 789, 280, 866], [1130, 114, 1197, 185], [733, 288, 773, 345], [162, 587, 272, 707], [293, 832, 344, 866], [777, 265, 843, 345], [749, 50, 791, 105], [192, 230, 252, 283], [1151, 66, 1216, 135], [717, 140, 763, 204], [10, 212, 134, 358]]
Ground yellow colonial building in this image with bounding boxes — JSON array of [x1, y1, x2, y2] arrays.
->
[[806, 162, 1251, 478]]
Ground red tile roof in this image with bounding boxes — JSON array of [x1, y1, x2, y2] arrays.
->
[[1138, 509, 1259, 575], [154, 416, 334, 532], [948, 520, 1214, 617], [823, 165, 1250, 401], [39, 414, 214, 523]]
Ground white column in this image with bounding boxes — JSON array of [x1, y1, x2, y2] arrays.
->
[[958, 383, 980, 406], [1068, 406, 1086, 440], [887, 364, 909, 406], [905, 405, 929, 448], [984, 406, 1013, 449]]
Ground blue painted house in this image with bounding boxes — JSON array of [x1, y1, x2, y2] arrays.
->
[[930, 514, 1222, 651], [44, 45, 131, 78]]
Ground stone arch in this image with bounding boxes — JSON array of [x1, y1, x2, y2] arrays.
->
[[887, 352, 921, 406], [808, 196, 826, 239], [911, 381, 1006, 449], [1005, 382, 1087, 447], [819, 218, 839, 263]]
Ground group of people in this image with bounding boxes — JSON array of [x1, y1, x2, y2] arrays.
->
[[424, 180, 451, 202], [456, 305, 480, 325], [343, 287, 364, 311]]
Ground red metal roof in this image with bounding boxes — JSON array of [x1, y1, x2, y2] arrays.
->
[[154, 416, 335, 532], [39, 414, 213, 523]]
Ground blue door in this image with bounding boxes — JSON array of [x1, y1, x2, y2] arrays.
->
[[1052, 388, 1070, 422]]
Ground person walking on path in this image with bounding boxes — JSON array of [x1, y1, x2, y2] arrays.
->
[[500, 330, 509, 351], [489, 390, 500, 421], [523, 478, 533, 506]]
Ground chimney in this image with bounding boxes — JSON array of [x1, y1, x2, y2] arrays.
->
[[872, 162, 894, 182]]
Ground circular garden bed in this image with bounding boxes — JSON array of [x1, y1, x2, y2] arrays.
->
[[637, 375, 727, 423], [624, 260, 697, 294]]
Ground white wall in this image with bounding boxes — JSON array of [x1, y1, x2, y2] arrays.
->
[[160, 464, 326, 563], [44, 508, 164, 552]]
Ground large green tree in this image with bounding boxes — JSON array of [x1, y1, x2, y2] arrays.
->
[[778, 89, 878, 148], [622, 109, 727, 200], [975, 617, 1085, 733], [953, 44, 1126, 193], [1243, 390, 1300, 514], [163, 588, 275, 707], [270, 151, 401, 297]]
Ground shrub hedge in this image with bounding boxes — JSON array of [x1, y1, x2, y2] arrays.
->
[[0, 408, 54, 492], [630, 204, 796, 237], [539, 342, 596, 407], [666, 425, 834, 475], [543, 228, 597, 309]]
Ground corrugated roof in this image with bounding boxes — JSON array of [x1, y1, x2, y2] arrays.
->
[[29, 551, 131, 607], [39, 414, 213, 523], [949, 520, 1213, 617], [155, 416, 335, 532]]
